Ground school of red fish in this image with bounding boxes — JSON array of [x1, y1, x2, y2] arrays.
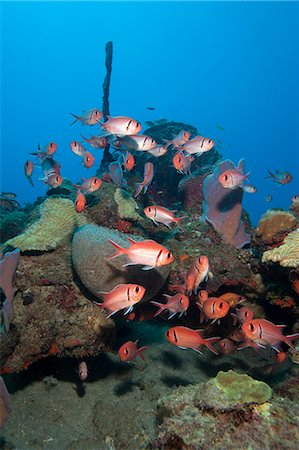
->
[[21, 108, 298, 377]]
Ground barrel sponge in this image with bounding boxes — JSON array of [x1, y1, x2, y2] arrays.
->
[[262, 228, 299, 268], [5, 198, 87, 251], [256, 209, 297, 243], [114, 188, 141, 220]]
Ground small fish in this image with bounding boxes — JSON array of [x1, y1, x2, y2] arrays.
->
[[265, 169, 293, 185], [73, 176, 102, 193], [118, 340, 149, 363], [70, 108, 103, 126], [0, 199, 19, 211], [291, 195, 299, 203], [31, 142, 57, 160], [165, 326, 220, 355], [186, 256, 211, 295], [0, 192, 16, 199], [101, 116, 142, 136], [241, 319, 299, 352], [74, 189, 86, 213], [93, 283, 145, 318], [151, 293, 189, 319], [70, 141, 87, 157], [197, 297, 230, 324], [107, 237, 174, 270], [119, 135, 157, 152], [147, 145, 168, 157], [82, 151, 95, 169], [264, 195, 273, 202], [218, 338, 237, 354], [144, 205, 185, 230], [120, 151, 135, 171], [181, 135, 214, 156], [231, 307, 254, 326], [40, 158, 63, 188], [108, 161, 127, 188], [218, 169, 250, 189], [133, 162, 154, 198], [146, 106, 155, 110], [80, 134, 109, 149], [24, 161, 34, 187], [40, 173, 63, 188], [163, 130, 191, 148], [217, 292, 246, 308], [243, 184, 257, 194], [172, 151, 194, 175], [78, 361, 88, 381]]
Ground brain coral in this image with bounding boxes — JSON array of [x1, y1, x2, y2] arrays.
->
[[72, 224, 170, 302], [262, 228, 299, 268], [255, 209, 297, 244], [5, 198, 87, 251]]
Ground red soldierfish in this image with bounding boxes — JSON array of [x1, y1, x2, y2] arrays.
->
[[266, 169, 293, 185], [80, 134, 109, 149], [118, 340, 149, 363], [241, 319, 299, 351], [172, 151, 194, 175], [70, 141, 87, 157], [186, 256, 211, 295], [197, 297, 230, 323], [74, 189, 86, 213], [133, 162, 154, 198], [217, 292, 246, 308], [82, 151, 95, 169], [151, 293, 189, 319], [101, 116, 142, 136], [119, 135, 156, 151], [107, 237, 174, 270], [78, 361, 88, 381], [165, 326, 220, 355], [231, 307, 254, 326], [218, 338, 237, 354], [24, 160, 34, 187], [70, 108, 103, 126], [40, 158, 63, 188], [144, 205, 186, 230], [120, 151, 135, 171], [181, 135, 215, 156], [93, 283, 145, 318], [164, 130, 191, 148], [74, 177, 102, 193], [218, 169, 250, 189]]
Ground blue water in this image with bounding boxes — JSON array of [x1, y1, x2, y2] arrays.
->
[[1, 1, 298, 224]]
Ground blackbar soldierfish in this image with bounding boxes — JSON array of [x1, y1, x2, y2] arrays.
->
[[242, 319, 299, 351], [24, 160, 34, 187], [70, 108, 103, 126], [93, 283, 145, 318], [165, 326, 220, 355], [144, 205, 186, 229], [118, 340, 149, 363], [151, 293, 189, 319], [101, 116, 142, 136], [133, 162, 154, 198], [266, 169, 293, 185]]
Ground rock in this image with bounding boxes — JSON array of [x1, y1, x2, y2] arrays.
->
[[72, 224, 170, 302]]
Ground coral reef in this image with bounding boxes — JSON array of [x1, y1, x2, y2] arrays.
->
[[0, 244, 115, 373], [255, 209, 297, 245], [202, 159, 251, 249], [114, 188, 142, 220], [262, 228, 299, 268], [4, 198, 87, 252], [0, 210, 29, 243], [178, 169, 208, 211], [72, 224, 170, 302], [154, 370, 299, 449]]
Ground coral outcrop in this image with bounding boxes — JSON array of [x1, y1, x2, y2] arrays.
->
[[72, 224, 170, 302], [4, 198, 87, 252], [114, 188, 142, 220], [202, 159, 251, 249], [262, 228, 299, 268], [154, 370, 298, 449], [255, 209, 297, 245]]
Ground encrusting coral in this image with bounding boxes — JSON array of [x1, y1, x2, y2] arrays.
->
[[114, 188, 142, 221], [262, 228, 299, 268], [255, 209, 297, 244], [4, 198, 87, 252]]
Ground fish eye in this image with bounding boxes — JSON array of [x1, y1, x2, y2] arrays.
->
[[56, 176, 60, 182], [166, 331, 169, 337], [245, 311, 249, 317], [224, 175, 228, 181], [167, 252, 171, 259], [249, 323, 254, 331], [148, 207, 151, 212], [219, 302, 224, 309], [178, 157, 181, 162], [179, 298, 184, 304], [124, 348, 129, 355], [135, 286, 139, 293], [136, 122, 140, 127]]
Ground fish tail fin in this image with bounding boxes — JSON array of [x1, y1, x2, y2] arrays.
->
[[133, 182, 144, 198], [244, 171, 251, 180], [175, 216, 187, 230], [265, 169, 274, 179], [284, 333, 299, 349], [203, 337, 221, 355], [107, 239, 126, 259], [138, 346, 149, 361], [27, 176, 34, 187], [150, 301, 165, 317], [70, 113, 80, 126]]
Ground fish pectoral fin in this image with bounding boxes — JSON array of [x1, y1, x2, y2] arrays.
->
[[193, 348, 203, 355], [178, 346, 188, 350], [124, 306, 133, 315], [168, 312, 177, 320], [142, 265, 155, 271]]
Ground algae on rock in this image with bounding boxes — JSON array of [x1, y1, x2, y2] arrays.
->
[[114, 188, 142, 221], [4, 198, 87, 252]]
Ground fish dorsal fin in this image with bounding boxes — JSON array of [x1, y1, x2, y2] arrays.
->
[[237, 158, 245, 173]]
